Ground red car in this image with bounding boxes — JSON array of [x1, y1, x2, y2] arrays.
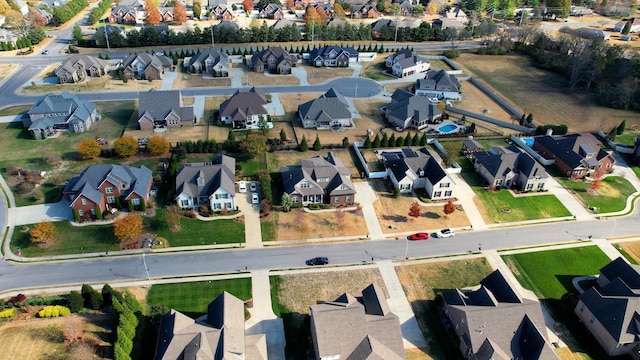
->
[[408, 232, 429, 240]]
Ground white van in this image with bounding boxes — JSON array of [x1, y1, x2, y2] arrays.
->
[[238, 181, 247, 193]]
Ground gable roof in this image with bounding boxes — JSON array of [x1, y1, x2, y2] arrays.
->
[[63, 164, 152, 205], [415, 68, 461, 92], [310, 284, 404, 359], [251, 46, 296, 68], [298, 88, 351, 123], [187, 48, 229, 68], [175, 155, 236, 200], [281, 152, 355, 197], [138, 89, 194, 122], [219, 87, 268, 120], [386, 89, 442, 123], [472, 146, 547, 180], [27, 91, 96, 131], [384, 147, 448, 185], [122, 53, 172, 72], [56, 55, 108, 75], [533, 133, 613, 170], [309, 45, 358, 60]]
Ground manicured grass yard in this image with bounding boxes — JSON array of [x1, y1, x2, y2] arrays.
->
[[462, 173, 571, 223], [558, 176, 636, 214], [150, 209, 246, 247], [146, 278, 252, 318], [11, 222, 119, 257]]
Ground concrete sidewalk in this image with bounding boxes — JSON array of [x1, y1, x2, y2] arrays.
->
[[449, 173, 488, 231], [354, 181, 384, 239], [246, 270, 286, 360], [378, 260, 429, 350], [545, 176, 592, 220]]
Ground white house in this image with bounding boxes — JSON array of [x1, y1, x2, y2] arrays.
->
[[385, 50, 430, 78], [174, 156, 236, 212], [382, 148, 456, 200], [614, 18, 640, 33]]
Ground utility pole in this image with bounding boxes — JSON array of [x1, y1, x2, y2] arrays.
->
[[211, 25, 215, 48], [103, 20, 110, 52], [394, 12, 399, 42]]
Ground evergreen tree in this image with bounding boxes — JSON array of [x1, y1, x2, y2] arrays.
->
[[617, 119, 626, 135], [300, 135, 309, 151], [420, 133, 428, 146], [363, 136, 372, 149], [525, 113, 534, 124], [381, 132, 389, 147], [403, 133, 411, 146], [372, 134, 381, 148], [411, 132, 420, 146], [395, 134, 404, 147], [313, 134, 322, 151], [388, 133, 396, 148], [622, 21, 632, 35]]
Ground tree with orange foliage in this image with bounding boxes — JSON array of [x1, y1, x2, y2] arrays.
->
[[30, 222, 56, 243], [77, 139, 101, 160], [591, 168, 604, 191], [173, 1, 187, 24], [146, 135, 170, 156], [408, 201, 421, 219], [315, 6, 328, 24], [114, 214, 143, 243], [243, 0, 253, 11], [304, 4, 321, 28], [443, 199, 456, 218], [145, 1, 161, 25]]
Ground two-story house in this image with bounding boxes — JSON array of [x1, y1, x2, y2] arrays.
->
[[414, 68, 462, 100], [55, 55, 109, 83], [281, 152, 356, 206], [258, 3, 284, 19], [298, 88, 352, 130], [250, 47, 296, 75], [138, 89, 195, 130], [219, 88, 268, 128], [350, 4, 379, 18], [470, 145, 549, 192], [108, 5, 139, 24], [209, 4, 234, 20], [63, 164, 153, 220], [385, 89, 443, 131], [382, 147, 455, 200], [186, 49, 229, 77], [121, 53, 173, 80], [24, 92, 99, 140], [386, 50, 430, 78], [174, 156, 236, 212], [532, 133, 615, 179], [308, 45, 358, 67]]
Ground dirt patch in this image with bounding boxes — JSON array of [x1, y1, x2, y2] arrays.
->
[[304, 65, 354, 84], [456, 53, 640, 132], [173, 72, 231, 88], [123, 125, 209, 144], [126, 286, 150, 305], [247, 71, 300, 86], [274, 269, 387, 315], [276, 209, 367, 240], [0, 64, 18, 81], [617, 241, 640, 263]]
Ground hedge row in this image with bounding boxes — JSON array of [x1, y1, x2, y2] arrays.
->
[[38, 305, 71, 318]]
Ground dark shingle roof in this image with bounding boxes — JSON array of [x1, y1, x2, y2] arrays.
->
[[64, 164, 151, 205], [187, 49, 229, 68], [27, 91, 96, 131], [138, 89, 194, 122], [415, 68, 461, 92], [281, 152, 355, 197], [174, 155, 235, 200], [219, 87, 267, 121], [298, 88, 350, 122]]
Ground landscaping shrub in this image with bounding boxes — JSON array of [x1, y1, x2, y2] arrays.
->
[[0, 308, 16, 318], [81, 284, 103, 310], [68, 291, 83, 313], [38, 305, 71, 318], [8, 294, 26, 305], [442, 50, 460, 58]]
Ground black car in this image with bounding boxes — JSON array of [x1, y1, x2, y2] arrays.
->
[[306, 257, 329, 266]]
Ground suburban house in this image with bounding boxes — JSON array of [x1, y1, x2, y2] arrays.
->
[[414, 68, 462, 100], [398, 0, 414, 16], [156, 7, 175, 22], [63, 164, 152, 220], [532, 133, 615, 179], [210, 4, 234, 20], [575, 258, 640, 358], [444, 270, 559, 360], [470, 145, 549, 192], [445, 7, 469, 25], [310, 284, 405, 359], [386, 49, 430, 78], [258, 3, 284, 19], [155, 292, 266, 360], [281, 152, 356, 206], [371, 19, 394, 38], [385, 89, 443, 131], [382, 147, 456, 199], [462, 136, 484, 155], [9, 0, 28, 15], [615, 17, 640, 32], [308, 45, 358, 67], [298, 88, 352, 130], [174, 156, 236, 211], [0, 28, 17, 46], [24, 92, 99, 140], [219, 88, 268, 128], [186, 49, 230, 76], [108, 5, 139, 24], [138, 89, 195, 130], [313, 2, 333, 17], [250, 47, 296, 74], [121, 53, 173, 80], [55, 55, 109, 83], [350, 4, 379, 18]]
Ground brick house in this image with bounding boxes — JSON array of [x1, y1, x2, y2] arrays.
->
[[250, 46, 296, 74], [308, 45, 358, 67], [55, 55, 109, 83], [281, 152, 356, 206], [138, 89, 195, 130], [63, 164, 152, 220], [121, 53, 173, 80]]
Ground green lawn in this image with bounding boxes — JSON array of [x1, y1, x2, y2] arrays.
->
[[462, 173, 571, 223], [558, 176, 636, 213], [502, 246, 611, 299], [11, 222, 119, 257], [261, 214, 276, 242], [614, 131, 640, 146], [0, 105, 30, 115], [146, 278, 252, 318], [149, 208, 246, 247]]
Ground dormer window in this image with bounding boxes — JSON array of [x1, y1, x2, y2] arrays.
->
[[300, 182, 310, 188], [197, 176, 204, 186]]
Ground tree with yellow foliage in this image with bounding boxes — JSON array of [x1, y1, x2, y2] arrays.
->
[[146, 136, 170, 156], [30, 222, 56, 243], [145, 0, 161, 25], [77, 139, 101, 160], [113, 214, 143, 243]]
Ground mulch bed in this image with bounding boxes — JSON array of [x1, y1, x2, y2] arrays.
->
[[120, 233, 157, 250]]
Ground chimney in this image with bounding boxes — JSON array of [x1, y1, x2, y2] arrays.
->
[[546, 128, 553, 136]]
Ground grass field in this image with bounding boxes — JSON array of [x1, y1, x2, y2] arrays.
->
[[462, 173, 571, 223], [303, 65, 354, 84], [275, 209, 367, 240], [457, 53, 640, 133], [271, 269, 387, 360], [395, 258, 494, 360], [558, 176, 636, 214], [146, 278, 252, 318], [11, 222, 119, 257], [615, 131, 640, 145]]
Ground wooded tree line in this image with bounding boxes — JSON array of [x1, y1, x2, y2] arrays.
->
[[52, 0, 88, 25]]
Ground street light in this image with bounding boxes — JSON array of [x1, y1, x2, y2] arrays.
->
[[404, 238, 409, 260]]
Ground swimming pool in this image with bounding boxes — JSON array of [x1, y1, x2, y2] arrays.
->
[[522, 137, 534, 147], [439, 124, 458, 133]]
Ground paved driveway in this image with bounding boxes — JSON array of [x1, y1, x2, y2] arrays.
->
[[10, 200, 73, 226]]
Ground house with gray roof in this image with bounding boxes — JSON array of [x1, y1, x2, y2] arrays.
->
[[174, 156, 236, 211], [310, 284, 405, 360], [298, 88, 352, 130], [462, 136, 484, 154], [575, 257, 640, 358], [63, 164, 152, 220], [308, 45, 358, 67], [532, 132, 615, 179], [388, 50, 430, 78], [0, 28, 17, 46], [186, 49, 229, 77], [250, 46, 296, 75], [108, 5, 139, 24], [122, 53, 173, 80], [281, 152, 356, 206], [138, 89, 195, 130], [385, 89, 443, 131], [155, 291, 266, 360], [444, 270, 559, 360], [470, 145, 549, 192], [56, 55, 109, 83], [24, 91, 99, 140], [351, 4, 379, 18], [216, 20, 240, 31], [414, 68, 462, 100], [382, 147, 455, 199], [219, 87, 268, 128]]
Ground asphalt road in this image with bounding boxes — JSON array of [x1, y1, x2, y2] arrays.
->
[[0, 212, 635, 293]]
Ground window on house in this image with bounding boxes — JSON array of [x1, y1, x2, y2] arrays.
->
[[589, 317, 595, 324], [91, 208, 96, 215], [181, 200, 189, 207], [78, 210, 84, 216], [434, 191, 442, 197], [292, 197, 299, 203], [538, 183, 544, 189], [444, 191, 452, 197], [400, 184, 411, 190], [81, 198, 87, 205], [526, 184, 533, 190], [107, 196, 116, 203], [580, 304, 585, 312], [300, 182, 310, 188], [214, 203, 221, 210], [105, 187, 114, 193], [131, 198, 141, 205], [226, 202, 233, 209], [440, 182, 450, 188], [346, 196, 351, 203], [334, 197, 339, 203]]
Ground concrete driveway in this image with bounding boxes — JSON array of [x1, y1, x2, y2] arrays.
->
[[10, 200, 73, 226]]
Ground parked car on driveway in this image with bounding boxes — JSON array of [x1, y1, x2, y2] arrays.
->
[[251, 192, 259, 204], [238, 181, 247, 193], [435, 228, 455, 238], [408, 232, 429, 240], [250, 181, 258, 192], [306, 257, 329, 266]]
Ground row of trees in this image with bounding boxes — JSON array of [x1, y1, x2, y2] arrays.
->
[[77, 136, 170, 160], [88, 0, 110, 25], [52, 0, 88, 25]]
